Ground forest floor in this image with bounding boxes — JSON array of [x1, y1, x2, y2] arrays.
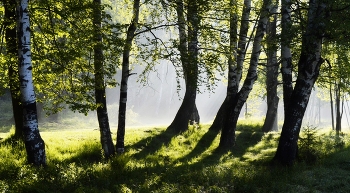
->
[[1, 119, 350, 192]]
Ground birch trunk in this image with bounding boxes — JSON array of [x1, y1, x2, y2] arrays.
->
[[93, 0, 115, 158], [219, 0, 270, 148], [167, 0, 199, 133], [262, 2, 279, 132], [116, 0, 140, 153], [4, 0, 23, 139], [281, 0, 294, 115], [17, 0, 46, 166], [209, 0, 251, 132], [274, 0, 327, 166]]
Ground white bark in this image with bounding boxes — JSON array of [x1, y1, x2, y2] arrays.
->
[[17, 0, 46, 165]]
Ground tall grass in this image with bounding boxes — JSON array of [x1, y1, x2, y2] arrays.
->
[[1, 119, 350, 192]]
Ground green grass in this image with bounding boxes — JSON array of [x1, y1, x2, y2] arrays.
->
[[1, 119, 350, 192]]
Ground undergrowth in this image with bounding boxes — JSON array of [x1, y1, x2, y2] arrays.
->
[[0, 120, 350, 192]]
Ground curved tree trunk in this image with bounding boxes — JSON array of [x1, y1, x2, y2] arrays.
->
[[167, 0, 199, 133], [262, 2, 279, 132], [4, 0, 23, 139], [209, 0, 251, 132], [17, 0, 46, 166], [274, 0, 327, 166], [93, 0, 115, 159], [116, 0, 140, 153], [219, 0, 270, 148]]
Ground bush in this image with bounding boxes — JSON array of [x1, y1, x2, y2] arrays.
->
[[298, 125, 320, 164]]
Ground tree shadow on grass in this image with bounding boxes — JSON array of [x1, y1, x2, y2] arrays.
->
[[178, 123, 265, 163], [231, 127, 265, 159], [178, 129, 221, 163], [128, 128, 176, 160]]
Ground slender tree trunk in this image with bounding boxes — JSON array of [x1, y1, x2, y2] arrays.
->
[[17, 0, 46, 166], [93, 0, 115, 158], [280, 0, 294, 116], [262, 2, 279, 132], [335, 83, 341, 135], [167, 0, 199, 133], [4, 0, 23, 139], [274, 0, 327, 166], [116, 0, 140, 153], [330, 83, 335, 130], [209, 0, 251, 132], [219, 0, 270, 148]]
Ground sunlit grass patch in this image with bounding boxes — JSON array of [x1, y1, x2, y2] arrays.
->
[[1, 120, 350, 192], [42, 130, 102, 163]]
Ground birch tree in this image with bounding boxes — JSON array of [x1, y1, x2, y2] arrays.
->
[[214, 0, 270, 148], [17, 0, 46, 166], [280, 0, 294, 116], [116, 0, 140, 153], [93, 0, 115, 158], [209, 0, 251, 132], [274, 0, 328, 166], [262, 1, 279, 132], [167, 0, 199, 133]]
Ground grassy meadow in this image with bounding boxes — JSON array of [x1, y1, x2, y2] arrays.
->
[[1, 118, 350, 192]]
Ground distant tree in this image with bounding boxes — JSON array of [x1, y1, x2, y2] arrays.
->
[[93, 0, 115, 158], [317, 0, 350, 135], [3, 0, 23, 138], [116, 0, 140, 153], [274, 0, 328, 166], [17, 0, 46, 166]]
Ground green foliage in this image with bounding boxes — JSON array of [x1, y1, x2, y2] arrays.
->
[[298, 125, 321, 164], [28, 0, 122, 115], [298, 125, 348, 165]]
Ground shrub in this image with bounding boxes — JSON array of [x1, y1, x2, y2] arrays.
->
[[298, 125, 320, 164]]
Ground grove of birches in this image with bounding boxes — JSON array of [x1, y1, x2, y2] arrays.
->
[[1, 0, 350, 167]]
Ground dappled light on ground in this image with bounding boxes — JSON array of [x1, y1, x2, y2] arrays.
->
[[1, 120, 350, 192]]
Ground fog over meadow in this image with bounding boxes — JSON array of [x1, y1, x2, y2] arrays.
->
[[102, 61, 348, 131]]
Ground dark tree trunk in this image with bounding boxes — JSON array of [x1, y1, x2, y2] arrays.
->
[[330, 84, 335, 130], [335, 83, 342, 135], [280, 0, 294, 116], [189, 104, 200, 125], [93, 0, 115, 158], [274, 0, 327, 166], [168, 86, 197, 132], [219, 0, 270, 148], [116, 0, 140, 153], [209, 0, 251, 132], [167, 0, 199, 133], [17, 0, 46, 166], [4, 0, 23, 139], [262, 3, 279, 132]]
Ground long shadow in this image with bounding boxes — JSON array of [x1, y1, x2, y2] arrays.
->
[[178, 129, 220, 163], [116, 145, 229, 190], [179, 124, 265, 163], [128, 128, 176, 160], [231, 127, 265, 159]]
